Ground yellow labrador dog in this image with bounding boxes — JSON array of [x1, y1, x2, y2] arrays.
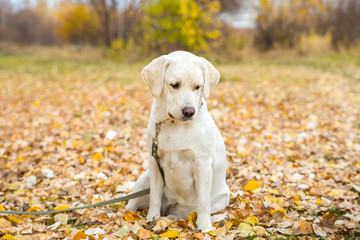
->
[[126, 51, 229, 231]]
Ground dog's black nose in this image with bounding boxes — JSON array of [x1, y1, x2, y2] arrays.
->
[[182, 107, 195, 118]]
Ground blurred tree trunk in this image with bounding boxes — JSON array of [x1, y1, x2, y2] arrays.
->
[[0, 0, 9, 29], [90, 0, 118, 47], [331, 0, 360, 48], [118, 0, 142, 44], [218, 0, 244, 13]]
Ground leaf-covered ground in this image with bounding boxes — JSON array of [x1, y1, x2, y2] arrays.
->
[[0, 52, 360, 239]]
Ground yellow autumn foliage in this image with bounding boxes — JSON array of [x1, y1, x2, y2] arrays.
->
[[159, 230, 180, 238], [55, 3, 99, 44], [243, 180, 262, 192], [54, 205, 70, 211], [142, 0, 221, 53]]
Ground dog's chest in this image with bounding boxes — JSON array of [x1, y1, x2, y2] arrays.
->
[[157, 123, 198, 151], [159, 149, 197, 202]]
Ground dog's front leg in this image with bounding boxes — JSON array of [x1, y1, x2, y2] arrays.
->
[[146, 156, 164, 221], [194, 160, 213, 231]]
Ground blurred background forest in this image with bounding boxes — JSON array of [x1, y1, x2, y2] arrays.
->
[[0, 0, 360, 60]]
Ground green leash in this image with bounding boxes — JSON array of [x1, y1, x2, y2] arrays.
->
[[0, 188, 150, 216]]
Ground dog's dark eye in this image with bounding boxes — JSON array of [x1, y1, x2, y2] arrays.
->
[[171, 82, 180, 89], [194, 85, 201, 91]]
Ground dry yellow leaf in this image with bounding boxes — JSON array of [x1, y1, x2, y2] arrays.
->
[[159, 230, 180, 238], [328, 189, 344, 197], [124, 211, 142, 223], [26, 206, 42, 212], [1, 234, 16, 240], [246, 216, 259, 226], [315, 198, 321, 204], [79, 156, 84, 164], [269, 208, 286, 217], [16, 157, 25, 162], [6, 216, 20, 225], [0, 203, 5, 211], [73, 231, 88, 240], [64, 225, 71, 235], [238, 222, 255, 237], [268, 189, 278, 194], [188, 211, 197, 228], [193, 232, 204, 239], [54, 205, 70, 211], [93, 152, 103, 161], [243, 180, 262, 192]]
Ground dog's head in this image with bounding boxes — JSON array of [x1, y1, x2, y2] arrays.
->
[[141, 51, 220, 122]]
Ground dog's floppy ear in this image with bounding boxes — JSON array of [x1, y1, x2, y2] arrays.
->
[[141, 55, 172, 97], [200, 57, 220, 99]]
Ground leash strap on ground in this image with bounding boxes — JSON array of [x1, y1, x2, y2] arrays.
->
[[0, 188, 150, 216]]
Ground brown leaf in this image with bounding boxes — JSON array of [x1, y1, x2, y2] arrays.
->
[[312, 223, 327, 238], [93, 212, 110, 224], [0, 218, 13, 228], [136, 227, 151, 239], [20, 225, 33, 235], [320, 212, 337, 229], [293, 220, 313, 235]]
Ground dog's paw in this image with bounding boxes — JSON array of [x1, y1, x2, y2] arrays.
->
[[196, 216, 214, 232], [146, 211, 160, 221]]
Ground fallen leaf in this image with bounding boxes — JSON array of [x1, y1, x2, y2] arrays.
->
[[193, 232, 204, 240], [92, 212, 110, 224], [136, 227, 151, 239], [269, 208, 286, 218], [54, 214, 68, 225], [243, 180, 262, 192], [124, 211, 142, 223], [20, 225, 32, 234], [152, 217, 170, 232], [188, 211, 197, 228], [93, 152, 103, 161], [0, 218, 13, 228], [33, 223, 47, 233], [293, 220, 313, 235], [159, 230, 180, 238], [312, 223, 327, 238], [1, 234, 16, 240], [54, 205, 69, 211], [25, 206, 41, 212], [6, 216, 20, 225], [246, 216, 259, 226], [73, 231, 88, 240], [114, 226, 129, 238], [321, 212, 337, 228], [328, 189, 345, 197], [238, 222, 255, 237], [47, 222, 61, 230], [84, 227, 105, 235]]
